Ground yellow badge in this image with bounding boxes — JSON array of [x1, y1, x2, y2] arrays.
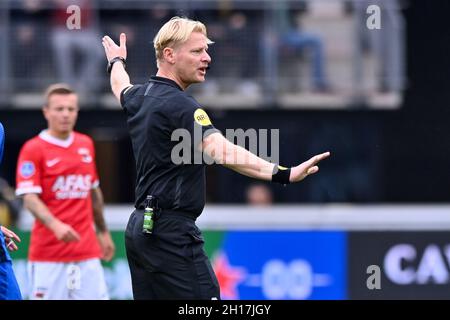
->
[[194, 108, 212, 126], [278, 165, 288, 170]]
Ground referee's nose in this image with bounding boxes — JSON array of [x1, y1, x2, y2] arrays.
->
[[202, 50, 211, 64]]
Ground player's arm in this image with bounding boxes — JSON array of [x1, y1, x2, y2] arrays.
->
[[102, 33, 132, 102], [91, 187, 115, 261], [23, 193, 80, 242], [202, 132, 330, 184], [91, 187, 107, 233]]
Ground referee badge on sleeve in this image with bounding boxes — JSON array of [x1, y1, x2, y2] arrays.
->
[[194, 108, 212, 126]]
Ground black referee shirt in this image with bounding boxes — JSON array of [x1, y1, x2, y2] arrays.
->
[[120, 76, 219, 217]]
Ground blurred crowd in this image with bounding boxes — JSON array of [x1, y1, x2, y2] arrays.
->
[[0, 0, 406, 107]]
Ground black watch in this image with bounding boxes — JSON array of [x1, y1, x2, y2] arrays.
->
[[107, 56, 126, 74]]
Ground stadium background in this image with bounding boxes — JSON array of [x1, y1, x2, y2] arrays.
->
[[2, 0, 450, 299]]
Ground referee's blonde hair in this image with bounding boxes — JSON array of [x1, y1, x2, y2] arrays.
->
[[153, 16, 213, 68]]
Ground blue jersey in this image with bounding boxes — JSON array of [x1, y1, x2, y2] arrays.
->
[[0, 122, 22, 299], [0, 122, 8, 262], [0, 228, 11, 262], [0, 259, 22, 299], [0, 122, 4, 165]]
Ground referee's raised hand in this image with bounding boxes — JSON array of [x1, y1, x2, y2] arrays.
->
[[102, 33, 127, 62]]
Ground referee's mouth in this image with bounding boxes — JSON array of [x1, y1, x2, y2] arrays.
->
[[198, 66, 208, 75]]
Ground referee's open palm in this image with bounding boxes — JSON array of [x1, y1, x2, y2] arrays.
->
[[289, 152, 330, 183], [102, 33, 127, 62]]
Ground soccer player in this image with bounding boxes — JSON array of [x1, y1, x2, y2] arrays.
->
[[15, 84, 115, 300], [0, 122, 22, 300]]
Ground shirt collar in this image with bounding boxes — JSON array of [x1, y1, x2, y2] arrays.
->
[[150, 76, 184, 91], [39, 130, 74, 148]]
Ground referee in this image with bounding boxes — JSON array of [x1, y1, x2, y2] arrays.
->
[[102, 16, 330, 300]]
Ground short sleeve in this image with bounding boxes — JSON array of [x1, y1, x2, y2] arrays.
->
[[120, 84, 143, 111], [169, 97, 220, 165], [176, 103, 219, 149], [16, 141, 43, 196], [174, 96, 219, 138]]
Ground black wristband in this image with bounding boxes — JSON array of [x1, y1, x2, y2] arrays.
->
[[107, 56, 126, 74], [272, 165, 291, 185]]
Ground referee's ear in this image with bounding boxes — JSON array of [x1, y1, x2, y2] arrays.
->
[[163, 47, 176, 65]]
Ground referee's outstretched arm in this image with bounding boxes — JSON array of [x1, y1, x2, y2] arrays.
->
[[202, 132, 330, 184]]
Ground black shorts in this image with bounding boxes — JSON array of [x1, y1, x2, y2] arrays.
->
[[125, 209, 220, 300]]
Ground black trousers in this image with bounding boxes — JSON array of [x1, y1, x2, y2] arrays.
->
[[125, 209, 220, 300]]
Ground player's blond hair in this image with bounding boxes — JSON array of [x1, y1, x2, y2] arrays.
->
[[153, 16, 213, 68], [44, 83, 76, 106]]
